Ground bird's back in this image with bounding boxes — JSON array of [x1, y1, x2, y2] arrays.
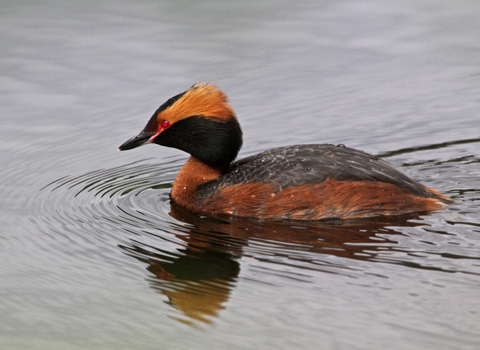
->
[[200, 144, 432, 196], [195, 144, 450, 220]]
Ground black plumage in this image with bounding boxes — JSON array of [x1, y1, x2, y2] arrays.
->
[[154, 116, 242, 170]]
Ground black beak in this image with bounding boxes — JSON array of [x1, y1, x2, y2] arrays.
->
[[118, 131, 153, 151]]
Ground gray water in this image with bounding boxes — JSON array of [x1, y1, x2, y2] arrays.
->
[[1, 1, 480, 349]]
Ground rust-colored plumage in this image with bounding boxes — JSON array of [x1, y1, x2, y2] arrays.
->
[[199, 180, 449, 220], [119, 83, 451, 220]]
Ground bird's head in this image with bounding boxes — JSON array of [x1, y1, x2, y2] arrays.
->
[[119, 83, 243, 169]]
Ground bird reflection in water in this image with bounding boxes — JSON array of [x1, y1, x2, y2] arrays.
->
[[120, 204, 428, 325]]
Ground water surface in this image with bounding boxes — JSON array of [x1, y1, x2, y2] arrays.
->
[[1, 1, 480, 349]]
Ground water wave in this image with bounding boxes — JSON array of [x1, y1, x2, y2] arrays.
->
[[27, 138, 480, 324]]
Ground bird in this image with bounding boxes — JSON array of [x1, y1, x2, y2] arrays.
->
[[119, 83, 451, 221]]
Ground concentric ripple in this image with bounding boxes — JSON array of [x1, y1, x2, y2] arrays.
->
[[31, 139, 480, 277], [36, 158, 182, 238], [24, 139, 480, 324]]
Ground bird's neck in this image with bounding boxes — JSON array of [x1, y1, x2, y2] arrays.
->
[[171, 156, 224, 209]]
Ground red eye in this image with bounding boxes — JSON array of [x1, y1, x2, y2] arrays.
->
[[160, 120, 170, 129]]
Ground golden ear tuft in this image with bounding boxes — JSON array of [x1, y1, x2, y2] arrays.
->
[[158, 83, 235, 123]]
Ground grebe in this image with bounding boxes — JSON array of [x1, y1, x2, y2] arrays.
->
[[119, 83, 451, 220]]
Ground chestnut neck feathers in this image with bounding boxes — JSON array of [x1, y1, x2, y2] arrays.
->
[[121, 84, 243, 171]]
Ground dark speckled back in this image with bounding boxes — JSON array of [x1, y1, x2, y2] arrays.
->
[[197, 144, 436, 200]]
